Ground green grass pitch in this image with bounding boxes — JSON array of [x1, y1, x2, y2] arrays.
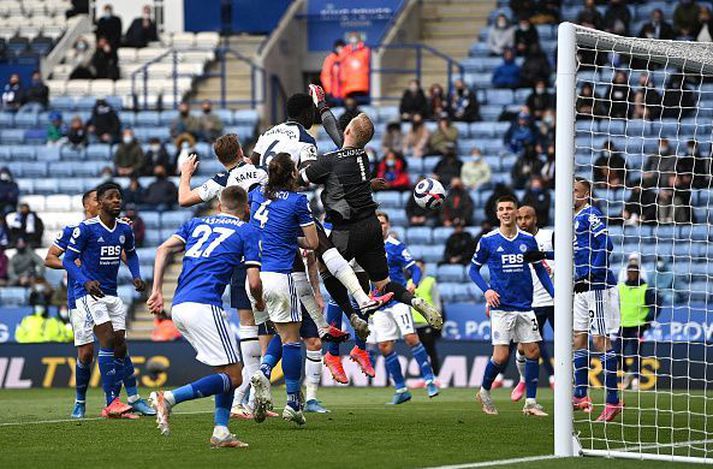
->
[[0, 387, 704, 468]]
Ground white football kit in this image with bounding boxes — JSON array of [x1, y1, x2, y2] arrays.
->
[[530, 228, 554, 309], [253, 121, 318, 169]]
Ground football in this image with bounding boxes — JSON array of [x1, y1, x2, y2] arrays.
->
[[413, 177, 446, 210]]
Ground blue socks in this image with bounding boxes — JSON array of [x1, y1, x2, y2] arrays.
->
[[411, 343, 435, 383], [573, 349, 589, 399], [326, 301, 342, 356], [75, 359, 91, 403], [482, 359, 504, 391], [525, 358, 539, 399], [97, 348, 116, 405], [170, 373, 231, 405], [214, 391, 234, 427], [602, 349, 619, 404], [112, 357, 125, 400], [384, 352, 406, 391], [283, 342, 303, 411], [260, 334, 283, 379], [122, 356, 138, 401]]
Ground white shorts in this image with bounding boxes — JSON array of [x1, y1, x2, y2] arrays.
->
[[171, 302, 240, 366], [69, 307, 94, 347], [490, 310, 542, 345], [371, 302, 416, 343], [261, 271, 301, 324], [75, 295, 126, 332], [573, 286, 620, 336]]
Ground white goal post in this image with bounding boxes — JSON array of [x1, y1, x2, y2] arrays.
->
[[555, 22, 713, 464]]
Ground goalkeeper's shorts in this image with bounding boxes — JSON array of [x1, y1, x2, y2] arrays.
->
[[573, 286, 620, 336]]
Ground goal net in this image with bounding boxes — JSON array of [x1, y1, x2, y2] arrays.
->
[[555, 23, 713, 464]]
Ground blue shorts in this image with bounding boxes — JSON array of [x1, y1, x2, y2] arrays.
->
[[230, 264, 251, 310]]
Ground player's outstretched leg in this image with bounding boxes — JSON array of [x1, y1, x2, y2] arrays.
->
[[511, 348, 527, 402], [291, 271, 349, 343], [376, 280, 442, 330]]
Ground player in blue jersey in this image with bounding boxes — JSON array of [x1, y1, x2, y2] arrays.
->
[[372, 212, 439, 404], [45, 189, 154, 419], [468, 195, 553, 417], [146, 186, 263, 447], [62, 182, 146, 418], [247, 153, 318, 427], [571, 178, 622, 422]]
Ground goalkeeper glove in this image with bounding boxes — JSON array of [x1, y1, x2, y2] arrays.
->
[[573, 279, 591, 294], [308, 84, 328, 113], [523, 250, 546, 263]]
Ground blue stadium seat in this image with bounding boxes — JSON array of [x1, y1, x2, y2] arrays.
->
[[486, 89, 514, 106], [381, 208, 407, 227], [390, 225, 406, 241], [406, 157, 424, 174], [433, 227, 454, 244], [161, 210, 193, 228], [1, 129, 25, 144], [452, 284, 473, 302], [216, 109, 233, 125], [679, 225, 711, 241], [53, 162, 75, 177], [0, 112, 14, 127], [437, 264, 465, 283], [50, 96, 76, 111], [400, 191, 413, 208], [439, 283, 457, 303], [86, 144, 112, 160], [119, 112, 136, 127], [83, 177, 103, 191], [117, 285, 136, 304], [74, 161, 107, 177], [135, 111, 161, 127], [423, 156, 439, 173], [60, 145, 86, 161], [76, 97, 98, 111], [58, 178, 85, 195], [13, 112, 38, 128], [377, 106, 399, 124], [34, 178, 59, 194], [144, 230, 162, 247], [409, 245, 442, 263], [407, 226, 432, 245], [0, 287, 28, 306], [160, 110, 179, 125], [8, 145, 36, 161], [146, 127, 171, 141], [18, 161, 47, 177], [234, 109, 259, 125], [16, 179, 33, 193], [374, 191, 402, 209], [24, 129, 47, 145], [470, 122, 497, 138], [136, 247, 156, 262], [141, 211, 161, 229]]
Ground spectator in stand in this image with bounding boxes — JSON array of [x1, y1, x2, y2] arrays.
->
[[87, 99, 120, 143], [679, 140, 711, 189], [657, 186, 694, 224], [623, 182, 658, 225], [144, 165, 177, 210], [511, 144, 543, 189], [124, 204, 145, 247], [321, 40, 346, 103], [171, 101, 201, 140], [20, 70, 49, 112], [8, 237, 44, 286], [91, 36, 120, 80], [174, 133, 198, 173], [492, 47, 521, 89], [441, 177, 474, 227], [605, 71, 631, 119], [631, 73, 662, 120], [535, 110, 555, 148], [28, 277, 55, 318], [114, 129, 144, 176], [433, 147, 463, 185], [643, 138, 677, 187], [66, 0, 89, 19], [511, 0, 536, 21], [541, 143, 555, 188], [428, 83, 449, 117], [339, 32, 371, 102], [140, 137, 172, 175], [375, 149, 410, 191], [403, 113, 430, 158], [152, 311, 182, 341], [96, 3, 122, 50], [124, 4, 159, 48], [46, 111, 67, 146], [639, 9, 676, 40], [485, 182, 517, 225], [531, 0, 560, 24], [594, 140, 628, 188], [514, 18, 539, 57], [576, 82, 597, 119], [124, 176, 145, 206], [697, 6, 713, 42], [526, 80, 555, 120], [662, 74, 696, 119], [441, 220, 476, 265], [577, 0, 603, 30], [343, 96, 361, 116], [488, 14, 516, 56], [6, 204, 44, 248], [0, 168, 19, 216], [406, 186, 439, 227], [674, 0, 701, 38], [381, 122, 404, 156], [520, 43, 551, 89], [399, 80, 429, 121], [504, 111, 535, 154], [604, 0, 631, 35], [449, 79, 481, 121], [429, 113, 459, 156], [0, 217, 8, 285], [67, 36, 94, 79], [522, 175, 551, 226], [66, 115, 88, 147], [461, 148, 492, 190], [99, 166, 114, 183], [2, 73, 22, 111], [199, 100, 224, 142]]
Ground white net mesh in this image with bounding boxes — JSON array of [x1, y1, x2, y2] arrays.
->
[[570, 25, 713, 462]]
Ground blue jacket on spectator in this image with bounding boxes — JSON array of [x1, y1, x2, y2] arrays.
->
[[504, 112, 535, 153], [492, 48, 521, 89]]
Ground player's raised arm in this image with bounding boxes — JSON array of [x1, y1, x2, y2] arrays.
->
[[147, 233, 186, 314], [177, 153, 204, 207], [309, 85, 345, 148], [45, 243, 65, 269]]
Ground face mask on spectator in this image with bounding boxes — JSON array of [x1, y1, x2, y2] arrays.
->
[[0, 172, 9, 181], [181, 141, 190, 149], [349, 35, 359, 45], [536, 86, 545, 95], [543, 115, 554, 125], [497, 18, 507, 28], [104, 9, 112, 18], [123, 134, 133, 145], [150, 144, 160, 152]]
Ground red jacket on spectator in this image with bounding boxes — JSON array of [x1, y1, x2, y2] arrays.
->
[[321, 51, 343, 99], [376, 152, 410, 191], [339, 41, 371, 97]]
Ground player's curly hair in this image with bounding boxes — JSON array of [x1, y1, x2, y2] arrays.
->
[[96, 182, 122, 200], [264, 153, 297, 200]]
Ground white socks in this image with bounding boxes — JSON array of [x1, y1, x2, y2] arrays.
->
[[304, 350, 322, 402], [213, 425, 230, 439], [291, 271, 329, 329], [234, 326, 260, 406], [321, 248, 372, 307], [516, 350, 527, 383]]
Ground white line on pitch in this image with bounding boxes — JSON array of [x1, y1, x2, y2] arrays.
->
[[421, 454, 561, 469], [0, 410, 212, 428]]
